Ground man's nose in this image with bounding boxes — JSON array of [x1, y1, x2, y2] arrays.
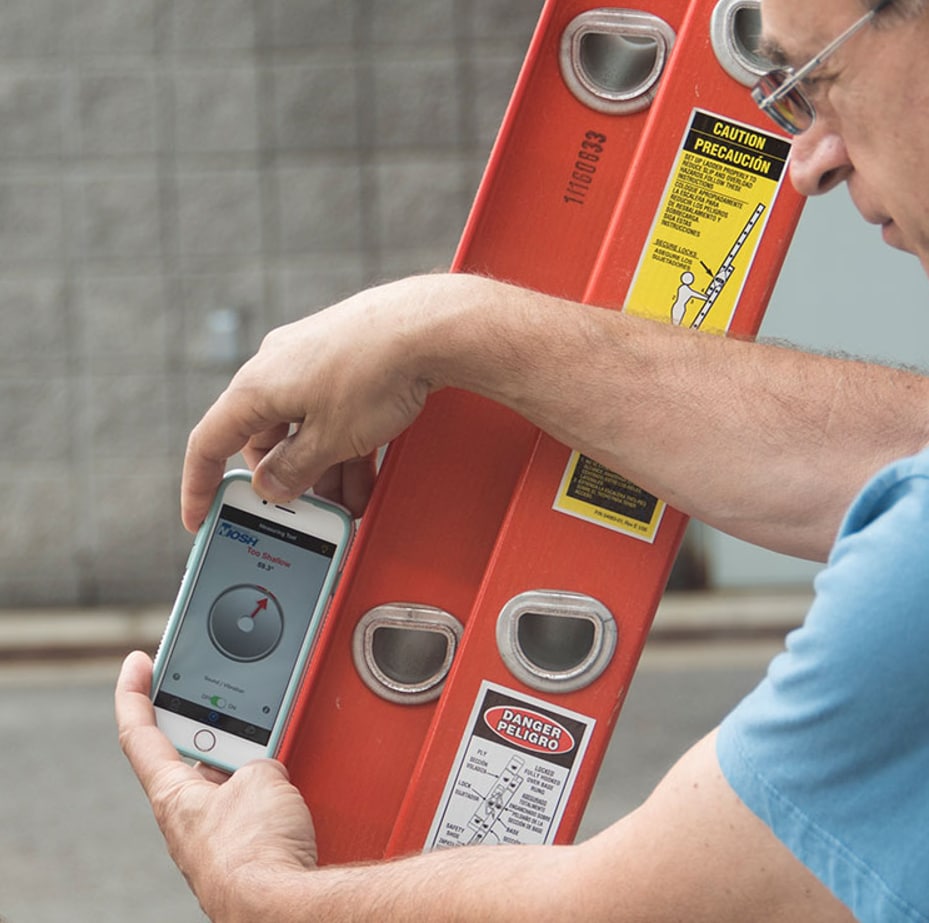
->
[[788, 122, 852, 197]]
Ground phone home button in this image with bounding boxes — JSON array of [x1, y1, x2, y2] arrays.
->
[[193, 729, 217, 753]]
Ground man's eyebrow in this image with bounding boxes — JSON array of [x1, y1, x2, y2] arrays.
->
[[756, 36, 789, 67]]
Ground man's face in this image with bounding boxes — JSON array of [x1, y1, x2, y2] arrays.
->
[[760, 0, 929, 273]]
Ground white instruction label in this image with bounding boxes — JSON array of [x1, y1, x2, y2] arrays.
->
[[425, 682, 594, 850]]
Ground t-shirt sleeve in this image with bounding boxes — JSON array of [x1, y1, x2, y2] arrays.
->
[[717, 454, 929, 923]]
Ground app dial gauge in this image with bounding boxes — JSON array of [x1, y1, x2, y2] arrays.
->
[[208, 584, 284, 662]]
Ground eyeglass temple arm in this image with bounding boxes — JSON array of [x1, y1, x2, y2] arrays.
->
[[761, 0, 894, 106]]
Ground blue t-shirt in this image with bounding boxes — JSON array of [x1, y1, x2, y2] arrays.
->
[[717, 448, 929, 922]]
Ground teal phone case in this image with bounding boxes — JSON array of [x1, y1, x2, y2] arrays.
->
[[151, 469, 353, 770]]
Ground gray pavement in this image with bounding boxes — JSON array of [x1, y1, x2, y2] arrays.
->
[[0, 591, 811, 661], [0, 595, 806, 922]]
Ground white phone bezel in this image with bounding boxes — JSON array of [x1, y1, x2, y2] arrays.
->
[[152, 471, 351, 772]]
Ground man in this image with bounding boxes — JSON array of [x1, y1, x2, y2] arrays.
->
[[116, 1, 929, 919]]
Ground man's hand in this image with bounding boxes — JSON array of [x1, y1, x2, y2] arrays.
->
[[115, 652, 319, 920], [180, 274, 495, 532]]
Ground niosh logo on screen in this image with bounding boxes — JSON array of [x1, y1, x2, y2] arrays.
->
[[218, 521, 259, 548]]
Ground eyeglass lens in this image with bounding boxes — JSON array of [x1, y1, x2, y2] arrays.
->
[[751, 70, 815, 134]]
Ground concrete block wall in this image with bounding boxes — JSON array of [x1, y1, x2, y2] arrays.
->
[[1, 0, 543, 605]]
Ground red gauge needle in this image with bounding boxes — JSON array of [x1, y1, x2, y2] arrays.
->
[[248, 597, 268, 620]]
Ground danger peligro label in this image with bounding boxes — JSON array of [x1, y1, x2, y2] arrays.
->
[[425, 683, 594, 850]]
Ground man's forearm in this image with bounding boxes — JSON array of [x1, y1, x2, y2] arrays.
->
[[429, 276, 929, 559], [198, 732, 850, 923], [226, 844, 578, 923], [180, 272, 929, 555]]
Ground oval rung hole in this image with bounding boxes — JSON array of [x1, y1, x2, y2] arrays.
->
[[730, 7, 767, 72], [370, 626, 450, 687], [578, 32, 660, 99], [560, 11, 675, 115], [516, 613, 596, 674], [711, 0, 768, 87], [496, 591, 617, 693]]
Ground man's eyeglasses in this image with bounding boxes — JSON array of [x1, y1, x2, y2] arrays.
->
[[752, 0, 894, 135]]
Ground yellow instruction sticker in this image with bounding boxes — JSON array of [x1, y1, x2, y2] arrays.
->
[[555, 453, 665, 541], [554, 109, 792, 542]]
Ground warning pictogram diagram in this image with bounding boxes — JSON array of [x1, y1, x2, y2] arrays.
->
[[668, 202, 765, 328], [468, 756, 525, 845], [671, 271, 708, 326], [689, 203, 766, 329]]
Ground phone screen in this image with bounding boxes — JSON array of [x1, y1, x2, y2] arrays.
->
[[154, 504, 337, 745]]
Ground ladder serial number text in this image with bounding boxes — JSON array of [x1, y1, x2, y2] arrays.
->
[[563, 131, 607, 206]]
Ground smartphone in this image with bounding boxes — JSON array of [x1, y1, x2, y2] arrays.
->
[[151, 470, 353, 771]]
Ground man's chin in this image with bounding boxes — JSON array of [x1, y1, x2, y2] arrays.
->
[[880, 220, 919, 258]]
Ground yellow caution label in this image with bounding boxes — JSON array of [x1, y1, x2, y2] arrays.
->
[[554, 109, 792, 542], [626, 109, 790, 332]]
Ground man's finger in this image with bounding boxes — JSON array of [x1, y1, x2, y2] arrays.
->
[[339, 454, 378, 518], [181, 393, 281, 532], [304, 460, 375, 518], [251, 427, 331, 504], [240, 422, 293, 474], [311, 464, 343, 506], [182, 433, 244, 533], [115, 651, 197, 798], [194, 762, 233, 785]]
